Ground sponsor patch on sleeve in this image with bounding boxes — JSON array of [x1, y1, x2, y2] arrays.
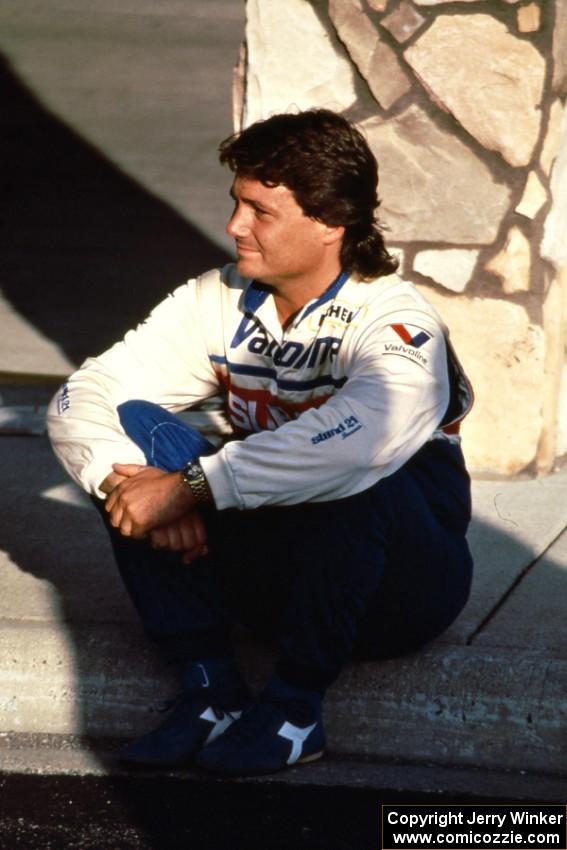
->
[[56, 383, 71, 414], [311, 414, 363, 445], [382, 323, 433, 366]]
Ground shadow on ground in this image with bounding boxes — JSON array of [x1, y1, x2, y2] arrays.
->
[[0, 53, 229, 367]]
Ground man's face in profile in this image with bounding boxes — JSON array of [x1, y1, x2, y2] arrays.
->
[[226, 175, 334, 289]]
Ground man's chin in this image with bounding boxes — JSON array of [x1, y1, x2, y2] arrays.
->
[[236, 256, 261, 278]]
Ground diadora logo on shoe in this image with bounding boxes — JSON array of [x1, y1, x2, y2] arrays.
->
[[277, 721, 317, 764], [200, 707, 243, 745]]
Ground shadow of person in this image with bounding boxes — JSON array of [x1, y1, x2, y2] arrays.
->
[[0, 52, 230, 367]]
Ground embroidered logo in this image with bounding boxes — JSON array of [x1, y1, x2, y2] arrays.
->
[[390, 324, 432, 348], [56, 384, 71, 414], [311, 415, 362, 445]]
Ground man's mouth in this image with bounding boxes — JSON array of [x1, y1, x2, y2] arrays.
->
[[236, 244, 259, 255]]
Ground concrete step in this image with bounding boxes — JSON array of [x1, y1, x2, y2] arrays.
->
[[1, 733, 566, 804]]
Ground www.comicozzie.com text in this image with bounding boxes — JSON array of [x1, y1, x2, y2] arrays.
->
[[382, 807, 566, 848]]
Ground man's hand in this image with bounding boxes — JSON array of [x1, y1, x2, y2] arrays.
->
[[150, 513, 209, 564], [104, 463, 195, 539], [100, 470, 127, 495]]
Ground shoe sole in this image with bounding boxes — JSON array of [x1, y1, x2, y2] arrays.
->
[[296, 749, 324, 765]]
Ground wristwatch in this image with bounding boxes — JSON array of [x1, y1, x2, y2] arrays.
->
[[181, 461, 213, 506]]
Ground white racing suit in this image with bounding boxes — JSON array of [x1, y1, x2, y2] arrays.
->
[[47, 265, 474, 689]]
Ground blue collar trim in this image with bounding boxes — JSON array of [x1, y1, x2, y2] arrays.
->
[[243, 281, 270, 313], [243, 271, 350, 319], [299, 270, 350, 323]]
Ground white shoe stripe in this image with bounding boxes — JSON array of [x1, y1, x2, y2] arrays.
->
[[200, 707, 242, 745], [277, 721, 317, 764]]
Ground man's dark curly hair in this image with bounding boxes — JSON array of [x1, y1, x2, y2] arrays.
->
[[219, 109, 398, 280]]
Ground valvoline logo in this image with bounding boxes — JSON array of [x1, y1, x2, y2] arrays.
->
[[390, 324, 431, 348]]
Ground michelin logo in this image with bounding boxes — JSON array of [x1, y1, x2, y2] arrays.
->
[[311, 415, 362, 445]]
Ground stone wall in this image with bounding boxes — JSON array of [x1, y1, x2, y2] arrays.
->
[[234, 0, 567, 477]]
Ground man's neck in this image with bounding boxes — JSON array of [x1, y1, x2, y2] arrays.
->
[[269, 263, 344, 327]]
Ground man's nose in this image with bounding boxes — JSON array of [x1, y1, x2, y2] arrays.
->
[[226, 206, 250, 238]]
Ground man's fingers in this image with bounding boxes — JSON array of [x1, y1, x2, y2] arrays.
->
[[166, 523, 183, 551], [150, 528, 169, 549], [119, 516, 133, 537], [179, 518, 198, 550], [112, 463, 147, 477], [107, 501, 122, 526], [182, 544, 208, 565]]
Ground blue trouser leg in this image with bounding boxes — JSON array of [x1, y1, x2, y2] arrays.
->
[[116, 399, 216, 469], [102, 401, 473, 690], [95, 401, 231, 662]]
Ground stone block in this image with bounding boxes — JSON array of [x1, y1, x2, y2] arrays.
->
[[552, 0, 567, 96], [516, 171, 547, 218], [413, 249, 478, 293], [362, 105, 511, 243], [538, 267, 566, 474], [367, 0, 388, 10], [329, 0, 412, 109], [517, 2, 541, 32], [515, 171, 547, 220], [232, 41, 246, 132], [415, 0, 519, 4], [413, 0, 483, 4], [405, 14, 546, 166], [420, 288, 544, 475], [485, 227, 531, 294], [242, 0, 358, 128], [541, 99, 565, 176], [541, 105, 567, 270], [380, 1, 426, 43]]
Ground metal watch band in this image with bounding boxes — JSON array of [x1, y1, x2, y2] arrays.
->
[[181, 462, 213, 506]]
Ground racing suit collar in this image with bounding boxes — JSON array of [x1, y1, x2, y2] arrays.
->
[[243, 270, 351, 324]]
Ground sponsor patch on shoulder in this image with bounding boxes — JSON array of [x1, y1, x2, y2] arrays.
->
[[389, 323, 432, 348], [382, 324, 433, 367]]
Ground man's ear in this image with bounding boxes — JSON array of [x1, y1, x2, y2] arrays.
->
[[321, 224, 345, 246]]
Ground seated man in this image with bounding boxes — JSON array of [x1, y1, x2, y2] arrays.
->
[[47, 108, 474, 777]]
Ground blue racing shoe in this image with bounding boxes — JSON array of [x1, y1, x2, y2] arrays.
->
[[118, 659, 250, 768], [195, 675, 325, 776]]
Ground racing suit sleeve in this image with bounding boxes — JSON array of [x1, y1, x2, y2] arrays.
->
[[47, 278, 219, 497], [200, 311, 451, 509]]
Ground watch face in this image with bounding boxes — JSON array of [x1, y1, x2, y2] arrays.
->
[[184, 462, 203, 482]]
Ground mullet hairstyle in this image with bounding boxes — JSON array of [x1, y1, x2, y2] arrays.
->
[[219, 109, 398, 280]]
